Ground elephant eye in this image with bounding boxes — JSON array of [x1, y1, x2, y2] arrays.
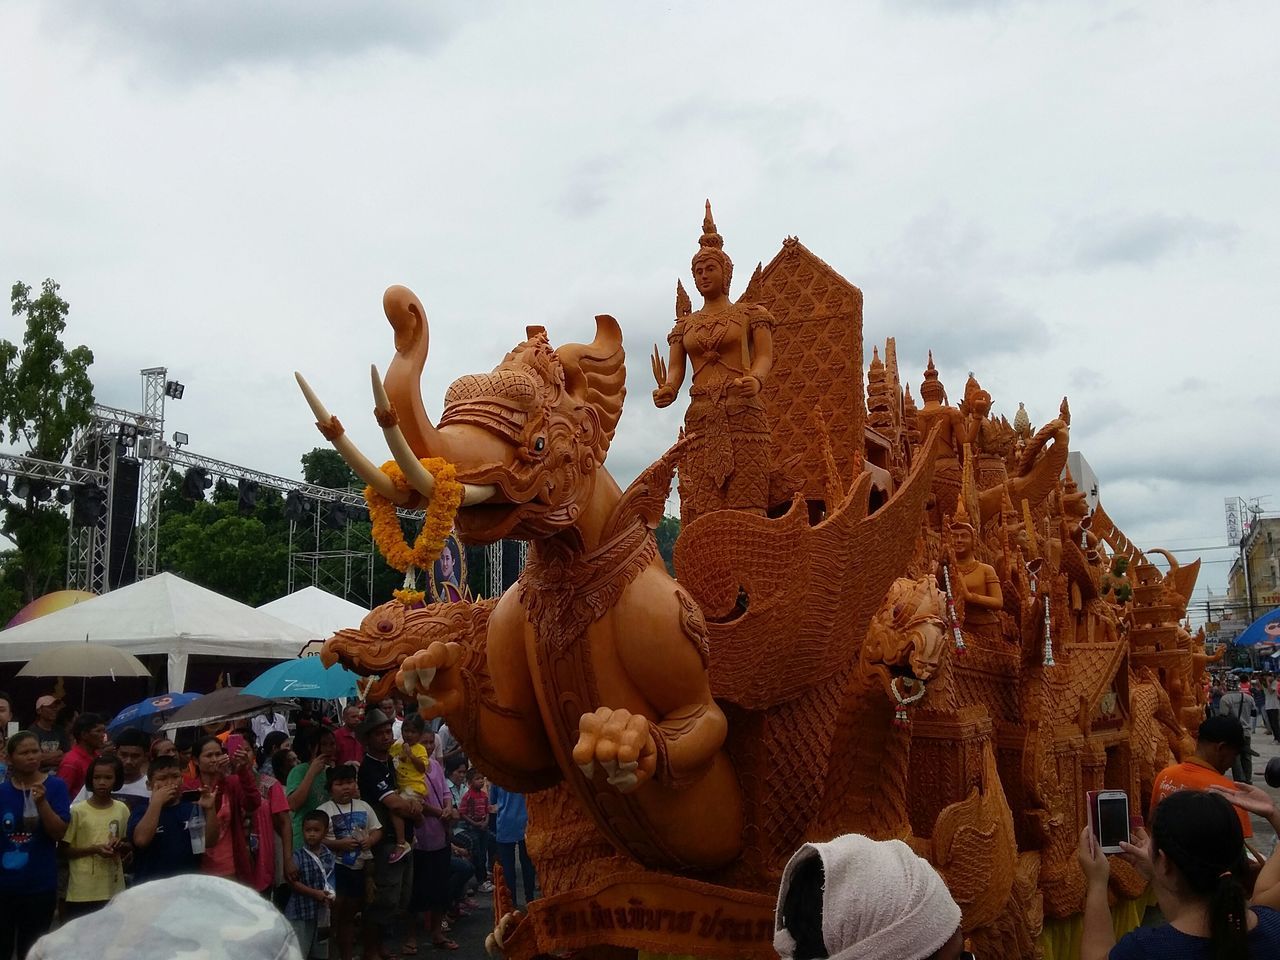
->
[[533, 437, 545, 452]]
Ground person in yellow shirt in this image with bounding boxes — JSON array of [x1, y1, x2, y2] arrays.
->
[[388, 714, 430, 863], [63, 756, 130, 918]]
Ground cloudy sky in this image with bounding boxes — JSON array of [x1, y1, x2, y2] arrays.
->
[[2, 0, 1276, 618]]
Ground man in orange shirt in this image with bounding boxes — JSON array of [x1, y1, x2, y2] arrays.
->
[[1149, 714, 1256, 838]]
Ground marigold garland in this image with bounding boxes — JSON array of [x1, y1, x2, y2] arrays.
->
[[366, 459, 464, 584]]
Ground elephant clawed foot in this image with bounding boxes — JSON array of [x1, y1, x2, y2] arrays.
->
[[572, 706, 658, 793], [397, 641, 464, 720]]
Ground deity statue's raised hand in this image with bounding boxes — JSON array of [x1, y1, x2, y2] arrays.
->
[[651, 345, 677, 408]]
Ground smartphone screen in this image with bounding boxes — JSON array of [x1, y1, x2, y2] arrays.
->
[[180, 789, 202, 804], [1096, 795, 1130, 849]]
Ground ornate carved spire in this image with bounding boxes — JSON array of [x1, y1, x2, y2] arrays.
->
[[950, 491, 974, 533], [920, 351, 946, 405], [691, 199, 733, 293], [1013, 401, 1031, 439], [699, 199, 724, 251]]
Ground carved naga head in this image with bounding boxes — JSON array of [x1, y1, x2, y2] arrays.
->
[[862, 576, 948, 698], [296, 285, 625, 544]]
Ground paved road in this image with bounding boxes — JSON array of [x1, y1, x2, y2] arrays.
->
[[1244, 722, 1280, 855]]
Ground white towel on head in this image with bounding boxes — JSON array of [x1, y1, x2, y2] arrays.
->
[[774, 834, 962, 960]]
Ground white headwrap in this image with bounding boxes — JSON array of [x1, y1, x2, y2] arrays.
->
[[31, 874, 302, 960], [773, 834, 962, 960]]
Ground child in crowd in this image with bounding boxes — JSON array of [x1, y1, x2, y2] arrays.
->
[[317, 764, 380, 960], [63, 756, 130, 918], [459, 768, 491, 888], [286, 808, 337, 960], [388, 714, 429, 863], [447, 759, 467, 808], [490, 783, 537, 909], [127, 755, 215, 883]]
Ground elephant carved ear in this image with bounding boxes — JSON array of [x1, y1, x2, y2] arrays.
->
[[556, 315, 626, 456]]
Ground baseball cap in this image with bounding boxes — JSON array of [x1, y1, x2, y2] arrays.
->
[[1197, 714, 1248, 750], [35, 695, 61, 709]]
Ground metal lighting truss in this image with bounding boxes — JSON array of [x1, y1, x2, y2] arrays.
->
[[134, 367, 170, 579], [0, 451, 110, 593], [146, 446, 425, 605]]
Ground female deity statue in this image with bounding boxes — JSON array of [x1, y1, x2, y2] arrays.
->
[[652, 202, 776, 526]]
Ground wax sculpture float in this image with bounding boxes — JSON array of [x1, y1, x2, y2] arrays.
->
[[302, 204, 1209, 959]]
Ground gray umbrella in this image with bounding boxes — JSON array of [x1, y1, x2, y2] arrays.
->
[[158, 686, 281, 731]]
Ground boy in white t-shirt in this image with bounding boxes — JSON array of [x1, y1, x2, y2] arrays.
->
[[316, 764, 380, 960], [63, 755, 131, 917]]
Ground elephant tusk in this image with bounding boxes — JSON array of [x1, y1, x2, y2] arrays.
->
[[372, 364, 438, 499], [294, 371, 411, 506], [370, 365, 497, 507]]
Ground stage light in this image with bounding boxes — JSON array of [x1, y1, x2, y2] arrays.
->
[[14, 478, 50, 502], [164, 381, 185, 400], [118, 423, 138, 445], [55, 486, 74, 505], [323, 500, 349, 530], [73, 484, 108, 526], [284, 490, 311, 523], [181, 466, 212, 499], [237, 479, 260, 514], [173, 432, 188, 447]]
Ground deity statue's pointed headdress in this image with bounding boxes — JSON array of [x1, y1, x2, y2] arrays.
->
[[920, 351, 946, 404], [949, 492, 975, 534], [691, 199, 734, 294]]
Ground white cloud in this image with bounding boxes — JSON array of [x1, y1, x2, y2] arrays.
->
[[1, 0, 1277, 608]]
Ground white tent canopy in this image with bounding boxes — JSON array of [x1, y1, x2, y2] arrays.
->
[[0, 573, 314, 691], [257, 586, 368, 640]]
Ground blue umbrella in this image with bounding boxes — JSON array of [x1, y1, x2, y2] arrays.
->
[[1231, 607, 1280, 647], [243, 656, 360, 700], [107, 692, 203, 736]]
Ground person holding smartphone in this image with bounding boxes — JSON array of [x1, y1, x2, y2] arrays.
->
[[287, 728, 337, 851], [1078, 789, 1280, 958], [128, 756, 216, 883], [183, 736, 261, 882]]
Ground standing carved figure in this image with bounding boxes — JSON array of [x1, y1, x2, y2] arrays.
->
[[652, 201, 775, 526]]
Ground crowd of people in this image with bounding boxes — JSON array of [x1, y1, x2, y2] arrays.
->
[[1208, 671, 1280, 785], [9, 675, 1280, 959], [0, 688, 534, 959]]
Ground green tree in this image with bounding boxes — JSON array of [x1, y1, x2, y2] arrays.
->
[[0, 279, 95, 607], [655, 514, 680, 575], [157, 499, 288, 605], [301, 448, 358, 490]]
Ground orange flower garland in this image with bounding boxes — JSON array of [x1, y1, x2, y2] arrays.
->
[[366, 458, 463, 605]]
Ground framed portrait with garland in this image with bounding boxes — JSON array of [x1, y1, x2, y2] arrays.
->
[[430, 533, 468, 603]]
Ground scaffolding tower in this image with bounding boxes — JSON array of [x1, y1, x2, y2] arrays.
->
[[287, 495, 378, 607], [135, 367, 171, 579]]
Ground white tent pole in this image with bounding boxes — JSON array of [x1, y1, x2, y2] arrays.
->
[[167, 652, 189, 693]]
